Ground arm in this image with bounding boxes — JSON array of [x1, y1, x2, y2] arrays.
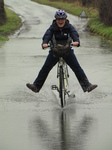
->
[[42, 25, 53, 48], [69, 24, 80, 47]]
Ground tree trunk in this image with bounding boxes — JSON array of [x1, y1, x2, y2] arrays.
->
[[0, 0, 6, 25]]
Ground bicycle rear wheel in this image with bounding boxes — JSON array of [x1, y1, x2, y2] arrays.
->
[[59, 67, 66, 108]]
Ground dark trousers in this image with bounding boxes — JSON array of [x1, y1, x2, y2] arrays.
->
[[34, 50, 90, 92]]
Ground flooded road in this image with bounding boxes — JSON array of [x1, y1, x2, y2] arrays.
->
[[1, 0, 112, 150]]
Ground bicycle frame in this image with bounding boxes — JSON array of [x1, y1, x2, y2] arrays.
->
[[57, 57, 69, 91], [52, 57, 70, 108]]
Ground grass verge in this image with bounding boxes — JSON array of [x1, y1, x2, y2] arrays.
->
[[88, 18, 112, 41]]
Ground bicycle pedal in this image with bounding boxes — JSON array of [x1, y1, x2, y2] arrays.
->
[[67, 91, 75, 98], [51, 85, 58, 90], [66, 91, 70, 96]]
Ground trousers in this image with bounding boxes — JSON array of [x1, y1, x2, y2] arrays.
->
[[33, 50, 90, 92]]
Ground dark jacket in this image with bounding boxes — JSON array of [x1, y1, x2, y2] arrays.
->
[[42, 19, 80, 46]]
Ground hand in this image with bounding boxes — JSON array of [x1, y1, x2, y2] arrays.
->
[[72, 42, 79, 46], [42, 44, 48, 49]]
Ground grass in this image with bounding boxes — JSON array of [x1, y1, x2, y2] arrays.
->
[[0, 7, 21, 41], [88, 18, 112, 40]]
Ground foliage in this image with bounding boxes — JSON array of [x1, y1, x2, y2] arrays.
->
[[0, 7, 21, 41]]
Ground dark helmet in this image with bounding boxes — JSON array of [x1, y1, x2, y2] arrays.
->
[[54, 10, 67, 19]]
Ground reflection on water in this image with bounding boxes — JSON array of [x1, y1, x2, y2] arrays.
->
[[30, 109, 93, 150]]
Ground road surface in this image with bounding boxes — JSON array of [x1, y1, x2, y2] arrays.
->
[[0, 0, 112, 150]]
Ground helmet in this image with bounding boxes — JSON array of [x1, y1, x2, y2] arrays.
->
[[54, 10, 67, 19]]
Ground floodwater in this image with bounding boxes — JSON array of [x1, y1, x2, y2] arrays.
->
[[0, 0, 112, 150]]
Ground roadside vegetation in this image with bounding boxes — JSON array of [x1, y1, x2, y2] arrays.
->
[[0, 7, 21, 41], [32, 0, 112, 41]]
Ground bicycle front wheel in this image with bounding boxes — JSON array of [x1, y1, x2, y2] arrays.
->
[[59, 67, 66, 108]]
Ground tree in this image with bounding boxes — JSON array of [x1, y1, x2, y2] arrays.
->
[[0, 0, 6, 25], [98, 0, 112, 26]]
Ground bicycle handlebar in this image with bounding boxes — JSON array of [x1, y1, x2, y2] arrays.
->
[[42, 43, 76, 49]]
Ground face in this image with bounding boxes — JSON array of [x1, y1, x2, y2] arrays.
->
[[56, 18, 66, 28]]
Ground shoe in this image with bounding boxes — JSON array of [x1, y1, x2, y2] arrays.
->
[[87, 84, 98, 92], [26, 83, 39, 93]]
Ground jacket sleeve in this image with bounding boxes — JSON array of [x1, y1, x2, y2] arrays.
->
[[42, 25, 53, 44], [69, 24, 80, 46]]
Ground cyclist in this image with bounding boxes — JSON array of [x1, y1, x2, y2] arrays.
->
[[26, 9, 97, 93]]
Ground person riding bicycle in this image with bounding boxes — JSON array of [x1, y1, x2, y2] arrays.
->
[[26, 9, 97, 93]]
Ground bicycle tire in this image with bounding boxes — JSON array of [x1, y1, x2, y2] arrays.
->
[[59, 67, 66, 108]]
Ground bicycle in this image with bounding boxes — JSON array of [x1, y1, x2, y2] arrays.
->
[[44, 44, 75, 108], [51, 57, 72, 108]]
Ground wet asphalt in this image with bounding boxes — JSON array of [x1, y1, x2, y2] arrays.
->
[[0, 0, 112, 150]]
